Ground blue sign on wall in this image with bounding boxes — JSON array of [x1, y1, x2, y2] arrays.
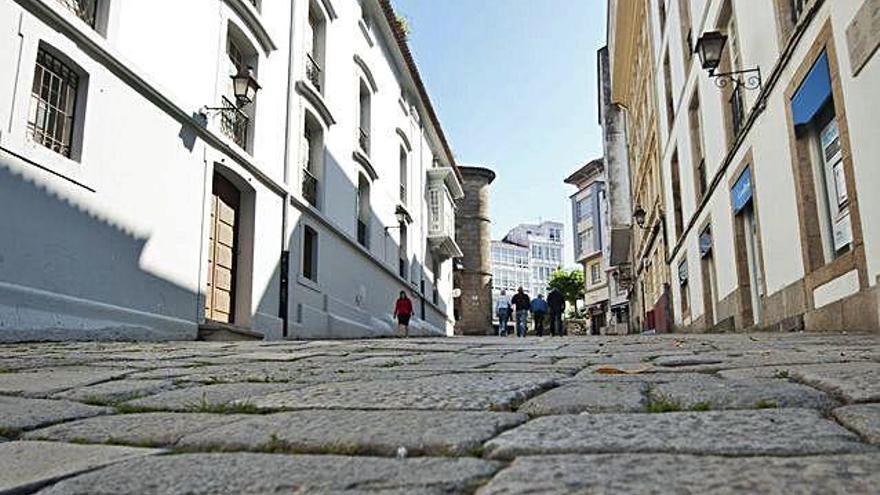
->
[[731, 166, 753, 214]]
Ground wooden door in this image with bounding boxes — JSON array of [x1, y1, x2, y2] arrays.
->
[[205, 173, 240, 324]]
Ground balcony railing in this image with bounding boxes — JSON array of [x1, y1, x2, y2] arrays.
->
[[56, 0, 98, 28], [220, 96, 249, 150], [790, 0, 807, 25], [305, 53, 322, 93], [358, 127, 370, 156], [730, 84, 745, 137], [302, 167, 318, 207]]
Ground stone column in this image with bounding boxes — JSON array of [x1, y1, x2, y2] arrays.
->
[[454, 166, 496, 335]]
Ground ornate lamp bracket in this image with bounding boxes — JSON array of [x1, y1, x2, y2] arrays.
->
[[709, 67, 762, 91]]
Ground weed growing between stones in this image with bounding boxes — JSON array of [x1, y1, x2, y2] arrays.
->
[[114, 403, 159, 414], [81, 395, 116, 407], [185, 396, 260, 414], [691, 401, 712, 411], [774, 370, 790, 379], [0, 426, 21, 439], [754, 399, 779, 409], [646, 396, 682, 413]]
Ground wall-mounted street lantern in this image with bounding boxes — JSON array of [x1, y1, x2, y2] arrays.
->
[[696, 31, 762, 90], [200, 67, 262, 114], [384, 205, 412, 232]]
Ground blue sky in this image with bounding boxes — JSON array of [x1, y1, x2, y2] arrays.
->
[[391, 0, 608, 267]]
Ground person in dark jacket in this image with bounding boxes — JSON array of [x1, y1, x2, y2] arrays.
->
[[530, 294, 549, 337], [547, 288, 565, 336], [511, 287, 531, 338], [393, 291, 413, 337]]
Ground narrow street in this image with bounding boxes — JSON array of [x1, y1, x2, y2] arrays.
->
[[1, 332, 879, 493]]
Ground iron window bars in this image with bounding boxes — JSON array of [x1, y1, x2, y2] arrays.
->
[[28, 48, 79, 158]]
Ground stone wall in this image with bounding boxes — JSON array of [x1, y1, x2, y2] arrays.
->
[[454, 166, 496, 335]]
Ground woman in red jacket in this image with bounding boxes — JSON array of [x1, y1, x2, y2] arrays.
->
[[393, 291, 413, 337]]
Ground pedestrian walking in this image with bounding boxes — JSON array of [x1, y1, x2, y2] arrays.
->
[[530, 294, 549, 337], [393, 291, 413, 337], [511, 287, 531, 338], [547, 288, 565, 336], [494, 289, 512, 336]]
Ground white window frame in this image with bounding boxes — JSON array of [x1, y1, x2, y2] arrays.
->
[[2, 21, 96, 189]]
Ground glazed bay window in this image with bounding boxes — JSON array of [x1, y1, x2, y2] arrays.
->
[[28, 48, 81, 159], [426, 167, 464, 259]]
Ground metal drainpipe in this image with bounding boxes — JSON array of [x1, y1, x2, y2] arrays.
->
[[279, 0, 299, 338]]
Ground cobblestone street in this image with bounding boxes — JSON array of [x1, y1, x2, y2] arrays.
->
[[1, 333, 880, 493]]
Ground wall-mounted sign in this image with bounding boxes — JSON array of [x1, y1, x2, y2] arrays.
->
[[731, 166, 753, 214]]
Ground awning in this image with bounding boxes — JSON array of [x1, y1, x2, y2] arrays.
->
[[791, 51, 832, 126]]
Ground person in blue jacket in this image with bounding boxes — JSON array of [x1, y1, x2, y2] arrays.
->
[[530, 294, 549, 337]]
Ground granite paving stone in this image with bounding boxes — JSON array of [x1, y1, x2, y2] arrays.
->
[[1, 333, 879, 494], [51, 379, 175, 404], [36, 453, 502, 495], [177, 410, 527, 456], [518, 381, 646, 415], [0, 396, 110, 433], [250, 372, 561, 411], [647, 374, 838, 410], [0, 367, 131, 397], [0, 441, 159, 494], [24, 413, 248, 447], [484, 408, 871, 459], [788, 362, 880, 403], [122, 383, 303, 411], [833, 404, 880, 444], [476, 454, 880, 494]]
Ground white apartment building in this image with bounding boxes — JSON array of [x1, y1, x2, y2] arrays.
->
[[0, 0, 463, 342], [630, 0, 880, 332], [490, 221, 564, 311]]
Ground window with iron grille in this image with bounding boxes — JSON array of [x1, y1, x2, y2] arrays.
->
[[790, 0, 806, 25], [730, 85, 746, 137], [28, 48, 80, 159], [56, 0, 99, 28]]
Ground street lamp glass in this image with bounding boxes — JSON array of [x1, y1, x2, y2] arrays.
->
[[696, 31, 727, 72], [232, 67, 261, 105]]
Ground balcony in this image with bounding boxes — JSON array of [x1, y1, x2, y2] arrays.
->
[[302, 167, 318, 207], [306, 53, 322, 93], [219, 96, 250, 150], [56, 0, 98, 28], [358, 127, 370, 156]]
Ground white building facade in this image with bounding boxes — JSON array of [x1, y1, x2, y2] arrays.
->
[[490, 221, 564, 312], [0, 0, 462, 342], [636, 0, 880, 332]]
